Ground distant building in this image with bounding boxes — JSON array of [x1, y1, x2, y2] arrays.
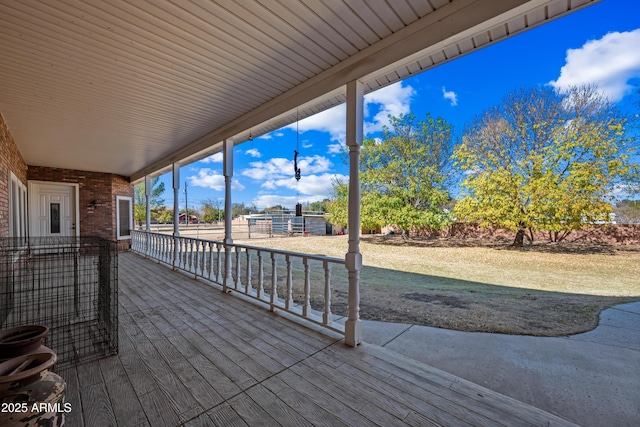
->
[[178, 213, 199, 224]]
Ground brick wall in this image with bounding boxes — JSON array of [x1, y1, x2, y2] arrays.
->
[[0, 113, 27, 238], [27, 167, 133, 244]]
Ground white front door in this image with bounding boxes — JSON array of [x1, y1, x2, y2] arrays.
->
[[29, 182, 78, 237]]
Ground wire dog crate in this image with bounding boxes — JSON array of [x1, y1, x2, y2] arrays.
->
[[1, 237, 118, 367]]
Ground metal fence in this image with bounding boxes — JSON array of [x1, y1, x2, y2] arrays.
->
[[0, 237, 118, 367]]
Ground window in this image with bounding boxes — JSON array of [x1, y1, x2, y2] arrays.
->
[[9, 172, 27, 238], [116, 196, 132, 240], [50, 203, 61, 234]]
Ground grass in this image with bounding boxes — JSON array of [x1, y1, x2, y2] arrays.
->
[[231, 234, 640, 336]]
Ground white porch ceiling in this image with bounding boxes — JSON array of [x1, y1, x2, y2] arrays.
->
[[0, 0, 598, 181]]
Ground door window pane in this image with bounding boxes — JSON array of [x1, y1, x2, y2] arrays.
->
[[50, 203, 60, 234]]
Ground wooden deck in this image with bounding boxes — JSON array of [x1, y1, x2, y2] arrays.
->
[[55, 252, 577, 426]]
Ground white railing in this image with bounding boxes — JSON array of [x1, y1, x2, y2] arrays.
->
[[131, 230, 346, 334]]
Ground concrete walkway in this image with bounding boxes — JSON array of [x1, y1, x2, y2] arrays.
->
[[361, 301, 640, 427]]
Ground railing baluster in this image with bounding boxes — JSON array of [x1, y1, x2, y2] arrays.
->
[[172, 236, 179, 270], [166, 235, 170, 263], [303, 258, 311, 317], [182, 238, 187, 270], [245, 250, 251, 294], [216, 243, 222, 283], [194, 239, 201, 276], [200, 240, 206, 276], [154, 233, 158, 260], [201, 240, 206, 277], [285, 255, 293, 310], [181, 238, 185, 268], [189, 238, 195, 273], [206, 241, 213, 280], [323, 260, 332, 325], [166, 235, 171, 264], [270, 252, 278, 311], [185, 238, 190, 271], [234, 246, 241, 290], [183, 238, 189, 271], [257, 250, 264, 299]]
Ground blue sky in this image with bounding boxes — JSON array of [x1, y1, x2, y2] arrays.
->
[[160, 0, 640, 212]]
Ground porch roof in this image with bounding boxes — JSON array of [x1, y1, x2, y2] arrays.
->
[[56, 251, 578, 426], [0, 0, 597, 181]]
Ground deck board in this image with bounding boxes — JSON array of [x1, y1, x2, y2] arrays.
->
[[54, 252, 578, 426], [98, 356, 148, 427]]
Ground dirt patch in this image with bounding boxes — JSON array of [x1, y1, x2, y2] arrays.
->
[[402, 293, 468, 309]]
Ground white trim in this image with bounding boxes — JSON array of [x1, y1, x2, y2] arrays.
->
[[116, 195, 133, 240], [8, 171, 27, 238]]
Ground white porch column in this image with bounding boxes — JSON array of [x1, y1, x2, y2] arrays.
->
[[145, 175, 151, 256], [223, 139, 233, 292], [345, 80, 364, 347], [172, 163, 180, 270]]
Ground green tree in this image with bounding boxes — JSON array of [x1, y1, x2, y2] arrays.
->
[[454, 86, 637, 246], [326, 181, 348, 226], [201, 199, 224, 223], [309, 199, 329, 214], [134, 177, 166, 225], [232, 202, 254, 218], [156, 207, 173, 224], [328, 113, 454, 235], [262, 205, 286, 213]]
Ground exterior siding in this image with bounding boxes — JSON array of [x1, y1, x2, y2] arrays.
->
[[27, 167, 133, 246], [0, 113, 27, 238]]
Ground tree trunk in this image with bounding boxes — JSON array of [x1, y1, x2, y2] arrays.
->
[[513, 225, 525, 247]]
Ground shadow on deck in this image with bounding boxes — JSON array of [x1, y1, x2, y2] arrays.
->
[[56, 252, 577, 426]]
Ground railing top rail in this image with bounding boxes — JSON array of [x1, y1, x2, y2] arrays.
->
[[132, 230, 344, 264], [225, 241, 345, 264]]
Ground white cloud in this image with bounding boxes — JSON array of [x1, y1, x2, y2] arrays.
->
[[264, 173, 347, 195], [549, 29, 640, 102], [364, 82, 415, 134], [251, 195, 301, 210], [259, 131, 284, 140], [241, 155, 332, 180], [283, 81, 415, 145], [442, 86, 458, 106], [245, 148, 261, 158], [188, 169, 245, 191], [200, 151, 223, 163], [251, 173, 348, 209], [293, 104, 347, 142], [241, 157, 291, 180], [200, 152, 223, 163], [327, 143, 343, 154]]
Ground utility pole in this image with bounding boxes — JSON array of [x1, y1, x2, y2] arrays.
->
[[184, 181, 188, 226]]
